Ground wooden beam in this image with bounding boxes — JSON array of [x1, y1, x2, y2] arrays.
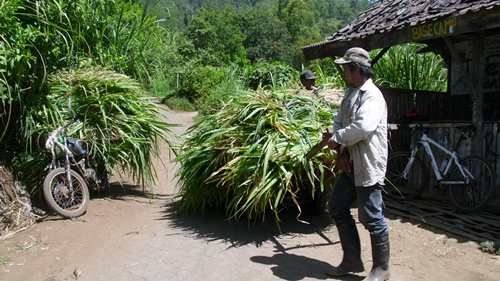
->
[[371, 47, 390, 66], [473, 31, 485, 151]]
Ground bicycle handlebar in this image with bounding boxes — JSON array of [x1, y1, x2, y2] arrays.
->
[[410, 123, 475, 134]]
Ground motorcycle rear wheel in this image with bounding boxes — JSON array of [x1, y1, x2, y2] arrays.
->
[[43, 167, 89, 218]]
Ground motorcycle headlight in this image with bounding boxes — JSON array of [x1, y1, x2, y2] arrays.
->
[[68, 139, 87, 155]]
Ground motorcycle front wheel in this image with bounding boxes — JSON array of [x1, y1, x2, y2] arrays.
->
[[43, 167, 90, 218]]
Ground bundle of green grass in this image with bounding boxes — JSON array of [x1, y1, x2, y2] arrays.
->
[[19, 69, 176, 194], [174, 90, 338, 225]]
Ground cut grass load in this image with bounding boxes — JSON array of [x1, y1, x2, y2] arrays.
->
[[174, 89, 338, 226], [18, 69, 177, 195]]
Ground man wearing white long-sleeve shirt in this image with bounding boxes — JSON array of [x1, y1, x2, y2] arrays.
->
[[325, 47, 390, 281]]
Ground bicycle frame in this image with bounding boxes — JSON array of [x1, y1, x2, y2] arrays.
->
[[403, 127, 474, 185]]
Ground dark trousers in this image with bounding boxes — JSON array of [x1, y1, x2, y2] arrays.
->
[[327, 172, 389, 236]]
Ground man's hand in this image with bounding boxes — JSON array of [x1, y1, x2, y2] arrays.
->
[[327, 138, 339, 150], [328, 138, 351, 172], [335, 150, 352, 172]]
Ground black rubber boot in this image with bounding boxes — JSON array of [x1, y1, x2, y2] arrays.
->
[[325, 223, 364, 276], [363, 233, 390, 281]]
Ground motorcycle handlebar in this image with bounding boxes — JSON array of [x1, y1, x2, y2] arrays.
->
[[64, 114, 83, 128]]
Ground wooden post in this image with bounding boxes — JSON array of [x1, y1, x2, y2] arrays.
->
[[473, 31, 485, 155], [175, 72, 185, 89]]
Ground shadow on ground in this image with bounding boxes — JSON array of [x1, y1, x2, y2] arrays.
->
[[250, 251, 364, 281], [158, 199, 367, 280], [249, 234, 366, 281], [92, 181, 152, 201], [160, 199, 334, 248]]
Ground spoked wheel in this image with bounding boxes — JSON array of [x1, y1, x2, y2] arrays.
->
[[384, 152, 428, 201], [448, 157, 495, 213], [43, 167, 89, 218]]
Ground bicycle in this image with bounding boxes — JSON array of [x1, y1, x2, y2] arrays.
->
[[384, 123, 496, 213]]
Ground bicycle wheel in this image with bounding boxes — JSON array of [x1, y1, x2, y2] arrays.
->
[[43, 167, 89, 218], [448, 156, 495, 213], [384, 152, 428, 201]]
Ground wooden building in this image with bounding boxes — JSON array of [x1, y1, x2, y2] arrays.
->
[[301, 0, 500, 208]]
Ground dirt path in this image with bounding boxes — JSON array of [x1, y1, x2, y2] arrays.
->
[[1, 106, 500, 281]]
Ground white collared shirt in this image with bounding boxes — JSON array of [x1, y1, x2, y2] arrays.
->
[[331, 78, 388, 187]]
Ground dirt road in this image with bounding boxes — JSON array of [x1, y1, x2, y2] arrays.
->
[[1, 106, 499, 281]]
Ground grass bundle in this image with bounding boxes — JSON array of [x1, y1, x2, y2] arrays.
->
[[19, 69, 176, 194], [174, 89, 337, 225]]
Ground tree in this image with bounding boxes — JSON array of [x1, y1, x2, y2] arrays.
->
[[238, 9, 293, 63], [185, 6, 246, 66], [282, 0, 315, 43]]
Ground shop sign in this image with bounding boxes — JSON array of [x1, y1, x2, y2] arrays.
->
[[411, 17, 457, 41]]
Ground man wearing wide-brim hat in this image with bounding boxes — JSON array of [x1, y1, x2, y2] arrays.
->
[[324, 47, 391, 281]]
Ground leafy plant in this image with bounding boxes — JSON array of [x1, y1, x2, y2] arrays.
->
[[16, 241, 35, 252], [372, 43, 447, 92], [241, 61, 298, 90], [17, 69, 177, 194], [163, 97, 197, 112], [0, 255, 11, 265], [177, 65, 228, 102], [2, 0, 179, 186], [196, 65, 247, 115], [480, 241, 500, 255], [184, 6, 247, 67], [174, 89, 337, 226]]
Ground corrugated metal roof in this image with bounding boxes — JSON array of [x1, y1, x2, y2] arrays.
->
[[302, 0, 500, 50]]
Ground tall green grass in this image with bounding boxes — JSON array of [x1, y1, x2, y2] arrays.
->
[[372, 43, 447, 92]]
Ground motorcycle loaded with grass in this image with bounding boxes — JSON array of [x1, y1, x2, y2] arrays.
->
[[43, 115, 108, 218]]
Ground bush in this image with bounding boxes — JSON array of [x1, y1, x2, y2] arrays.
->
[[164, 97, 196, 112], [241, 61, 298, 90], [479, 241, 500, 255], [196, 68, 247, 115], [177, 65, 227, 102]]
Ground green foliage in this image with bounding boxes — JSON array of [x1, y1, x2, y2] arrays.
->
[[174, 90, 336, 225], [177, 65, 228, 102], [310, 60, 347, 89], [0, 0, 47, 148], [479, 241, 500, 255], [1, 0, 178, 155], [238, 9, 293, 64], [372, 43, 447, 92], [17, 69, 176, 194], [164, 62, 301, 114], [185, 6, 247, 66], [282, 0, 316, 43], [0, 255, 11, 265], [163, 0, 377, 67], [196, 68, 246, 115], [241, 61, 298, 90], [163, 97, 196, 112]]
